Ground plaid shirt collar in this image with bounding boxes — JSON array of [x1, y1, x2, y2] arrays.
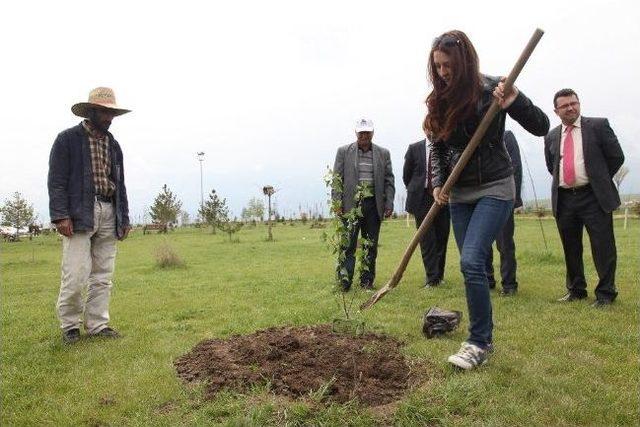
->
[[82, 120, 115, 198]]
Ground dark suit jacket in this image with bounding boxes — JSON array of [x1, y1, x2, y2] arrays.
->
[[503, 130, 523, 208], [544, 116, 624, 215], [48, 123, 130, 238], [403, 139, 431, 215]]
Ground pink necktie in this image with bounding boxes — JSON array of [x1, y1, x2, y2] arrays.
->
[[562, 125, 576, 186]]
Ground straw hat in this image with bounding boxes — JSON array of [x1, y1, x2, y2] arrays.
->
[[71, 87, 131, 118]]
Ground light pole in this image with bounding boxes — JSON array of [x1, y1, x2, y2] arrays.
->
[[197, 152, 205, 217]]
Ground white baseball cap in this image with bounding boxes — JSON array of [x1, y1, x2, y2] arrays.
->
[[355, 118, 374, 132]]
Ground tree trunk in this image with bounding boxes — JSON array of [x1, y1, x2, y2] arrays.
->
[[14, 212, 20, 241], [267, 195, 273, 241]]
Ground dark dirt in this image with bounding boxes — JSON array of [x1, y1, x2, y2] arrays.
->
[[174, 324, 416, 407]]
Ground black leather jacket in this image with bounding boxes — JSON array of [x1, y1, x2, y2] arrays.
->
[[430, 75, 549, 189]]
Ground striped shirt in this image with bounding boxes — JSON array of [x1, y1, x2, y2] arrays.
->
[[82, 120, 115, 198], [358, 148, 374, 184]]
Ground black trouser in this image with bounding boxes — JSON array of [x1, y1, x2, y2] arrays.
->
[[414, 189, 450, 284], [486, 209, 518, 290], [556, 186, 617, 301], [339, 197, 381, 287]]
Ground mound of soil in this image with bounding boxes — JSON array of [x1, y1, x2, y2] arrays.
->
[[174, 324, 413, 406]]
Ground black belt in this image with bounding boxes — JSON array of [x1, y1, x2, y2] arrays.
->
[[558, 184, 591, 194], [95, 194, 113, 203]]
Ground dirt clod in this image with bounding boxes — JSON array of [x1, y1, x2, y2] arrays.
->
[[174, 324, 413, 406]]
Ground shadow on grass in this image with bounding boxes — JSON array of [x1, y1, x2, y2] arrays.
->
[[2, 259, 50, 267], [519, 250, 564, 265]]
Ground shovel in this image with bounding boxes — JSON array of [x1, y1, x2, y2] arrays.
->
[[361, 28, 545, 310]]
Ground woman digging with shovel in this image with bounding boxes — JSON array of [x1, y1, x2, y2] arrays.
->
[[426, 30, 549, 370]]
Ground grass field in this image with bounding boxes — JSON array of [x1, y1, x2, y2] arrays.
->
[[2, 217, 638, 426]]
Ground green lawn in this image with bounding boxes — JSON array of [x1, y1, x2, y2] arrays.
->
[[2, 217, 638, 426]]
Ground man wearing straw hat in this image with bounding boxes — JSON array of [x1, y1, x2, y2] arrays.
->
[[48, 87, 132, 344]]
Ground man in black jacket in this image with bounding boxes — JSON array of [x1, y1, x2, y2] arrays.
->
[[486, 130, 522, 295], [48, 87, 132, 344], [403, 139, 450, 287], [544, 88, 624, 307]]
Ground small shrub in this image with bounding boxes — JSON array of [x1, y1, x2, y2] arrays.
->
[[154, 242, 185, 268]]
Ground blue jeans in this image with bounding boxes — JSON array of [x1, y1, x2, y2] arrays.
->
[[449, 197, 513, 348]]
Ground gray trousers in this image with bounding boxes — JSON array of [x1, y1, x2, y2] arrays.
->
[[56, 201, 117, 333]]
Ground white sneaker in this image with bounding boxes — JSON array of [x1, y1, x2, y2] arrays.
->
[[447, 342, 492, 370]]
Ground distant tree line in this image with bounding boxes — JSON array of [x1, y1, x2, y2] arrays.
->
[[0, 192, 35, 241]]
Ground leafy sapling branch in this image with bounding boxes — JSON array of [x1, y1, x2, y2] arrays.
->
[[322, 167, 373, 320]]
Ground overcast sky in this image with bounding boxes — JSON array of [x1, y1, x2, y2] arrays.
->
[[1, 0, 638, 223]]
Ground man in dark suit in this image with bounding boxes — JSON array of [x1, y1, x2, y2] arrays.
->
[[486, 130, 522, 296], [333, 118, 395, 291], [402, 138, 450, 288], [544, 88, 625, 307]]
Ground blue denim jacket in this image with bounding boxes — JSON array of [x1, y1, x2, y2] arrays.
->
[[48, 123, 130, 238]]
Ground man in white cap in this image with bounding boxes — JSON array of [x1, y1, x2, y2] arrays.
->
[[48, 87, 132, 344], [332, 118, 395, 291]]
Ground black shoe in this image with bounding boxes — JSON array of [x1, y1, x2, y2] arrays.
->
[[424, 280, 441, 289], [591, 299, 612, 308], [360, 281, 374, 291], [90, 327, 121, 338], [500, 288, 517, 296], [62, 328, 80, 345], [557, 293, 587, 302]]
